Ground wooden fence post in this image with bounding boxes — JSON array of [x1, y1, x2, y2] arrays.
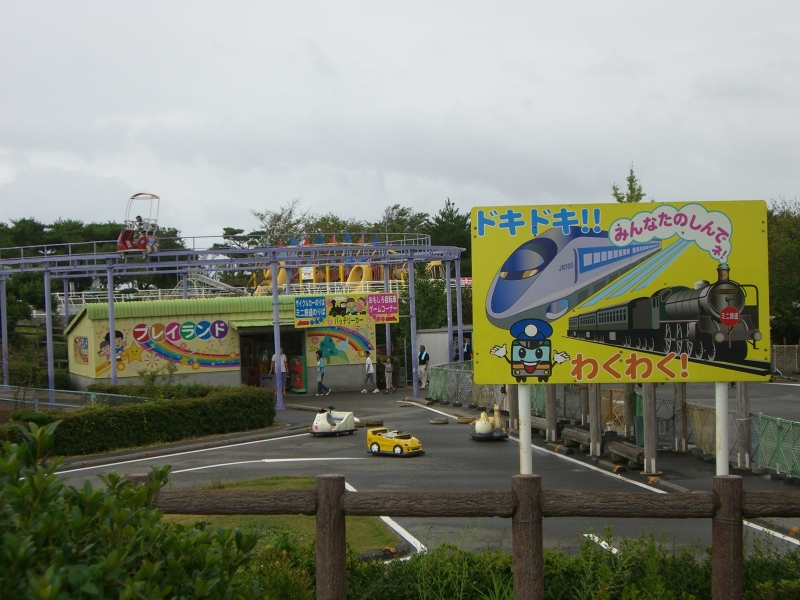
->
[[712, 475, 743, 600], [316, 475, 347, 600], [512, 474, 543, 600]]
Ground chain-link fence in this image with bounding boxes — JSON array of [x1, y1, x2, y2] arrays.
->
[[428, 361, 474, 405], [0, 385, 146, 412], [635, 389, 676, 449], [772, 345, 799, 374], [684, 402, 741, 461], [751, 413, 800, 477]]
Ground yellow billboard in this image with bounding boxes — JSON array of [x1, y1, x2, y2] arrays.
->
[[472, 201, 770, 384]]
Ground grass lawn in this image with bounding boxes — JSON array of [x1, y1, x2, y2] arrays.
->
[[162, 476, 402, 553]]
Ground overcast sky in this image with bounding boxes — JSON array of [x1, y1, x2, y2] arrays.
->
[[1, 1, 797, 240]]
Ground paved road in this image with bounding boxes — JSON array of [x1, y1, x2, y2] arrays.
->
[[57, 385, 800, 555]]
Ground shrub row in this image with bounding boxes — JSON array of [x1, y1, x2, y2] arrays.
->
[[87, 381, 217, 400], [1, 424, 267, 600], [5, 386, 276, 456]]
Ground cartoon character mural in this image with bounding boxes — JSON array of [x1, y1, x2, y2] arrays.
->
[[490, 319, 570, 382]]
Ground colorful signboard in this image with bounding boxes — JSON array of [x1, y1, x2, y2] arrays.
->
[[94, 317, 240, 377], [472, 201, 770, 384], [294, 293, 399, 328]]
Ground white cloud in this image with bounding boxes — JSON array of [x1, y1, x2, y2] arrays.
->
[[0, 1, 798, 238]]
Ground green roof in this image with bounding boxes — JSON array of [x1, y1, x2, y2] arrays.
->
[[65, 296, 296, 334]]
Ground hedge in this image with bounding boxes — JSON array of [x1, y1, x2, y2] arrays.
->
[[4, 386, 276, 456], [86, 381, 217, 400]]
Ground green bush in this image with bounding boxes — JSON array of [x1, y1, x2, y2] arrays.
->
[[5, 386, 276, 456], [0, 422, 267, 599], [86, 381, 216, 400]]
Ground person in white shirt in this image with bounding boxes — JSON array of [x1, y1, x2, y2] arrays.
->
[[361, 350, 380, 394], [269, 347, 288, 396]]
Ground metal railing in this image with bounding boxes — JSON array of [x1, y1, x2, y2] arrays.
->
[[0, 386, 146, 411]]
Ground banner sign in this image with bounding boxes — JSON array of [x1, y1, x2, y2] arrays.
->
[[472, 201, 770, 384], [294, 293, 399, 328]]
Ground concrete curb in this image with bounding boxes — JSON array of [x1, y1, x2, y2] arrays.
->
[[644, 476, 693, 493]]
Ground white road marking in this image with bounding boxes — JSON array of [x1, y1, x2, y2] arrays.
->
[[402, 401, 799, 547], [56, 433, 311, 474], [345, 482, 427, 554], [172, 457, 363, 474], [507, 435, 800, 546], [583, 533, 620, 554]]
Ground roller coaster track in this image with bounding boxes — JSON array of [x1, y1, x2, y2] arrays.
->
[[0, 234, 462, 277]]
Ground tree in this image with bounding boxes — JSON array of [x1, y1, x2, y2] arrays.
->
[[612, 165, 647, 203], [251, 198, 310, 242], [424, 198, 471, 275], [370, 204, 430, 235], [768, 197, 800, 344]]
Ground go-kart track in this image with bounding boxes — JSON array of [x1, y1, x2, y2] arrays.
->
[[56, 386, 800, 556]]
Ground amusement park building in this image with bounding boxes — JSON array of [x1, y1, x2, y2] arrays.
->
[[65, 295, 377, 392]]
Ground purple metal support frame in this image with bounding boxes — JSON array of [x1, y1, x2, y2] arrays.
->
[[455, 259, 464, 361], [445, 260, 453, 362], [43, 270, 55, 404], [63, 278, 70, 329], [0, 276, 8, 388], [0, 234, 462, 395], [270, 258, 284, 411], [383, 261, 391, 358], [408, 255, 419, 399], [107, 263, 117, 386]]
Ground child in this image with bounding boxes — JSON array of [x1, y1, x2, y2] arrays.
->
[[383, 357, 396, 394]]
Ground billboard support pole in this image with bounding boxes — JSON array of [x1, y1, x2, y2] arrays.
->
[[106, 261, 117, 386], [270, 258, 284, 411], [716, 381, 729, 475], [44, 269, 55, 402], [63, 278, 70, 329], [445, 261, 453, 362], [383, 259, 391, 359], [408, 254, 419, 399], [0, 276, 8, 388], [518, 384, 532, 474], [455, 259, 464, 362]]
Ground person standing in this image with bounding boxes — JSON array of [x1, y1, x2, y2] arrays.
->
[[383, 356, 396, 394], [463, 338, 473, 361], [361, 350, 380, 393], [269, 346, 288, 396], [315, 350, 331, 396], [418, 345, 430, 389]]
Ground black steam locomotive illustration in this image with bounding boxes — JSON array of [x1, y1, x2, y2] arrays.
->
[[567, 263, 762, 363]]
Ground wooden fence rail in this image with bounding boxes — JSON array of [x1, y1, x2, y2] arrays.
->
[[146, 474, 800, 600]]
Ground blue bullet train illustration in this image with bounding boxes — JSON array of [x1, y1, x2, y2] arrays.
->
[[486, 227, 661, 329]]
